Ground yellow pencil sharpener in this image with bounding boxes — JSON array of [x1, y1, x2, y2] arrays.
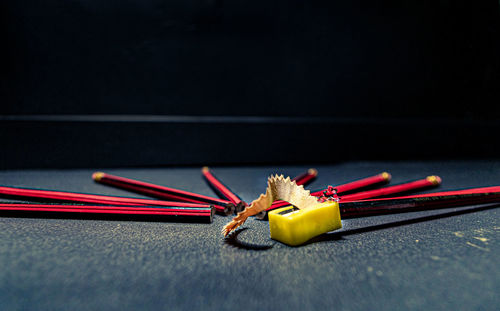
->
[[268, 201, 342, 246]]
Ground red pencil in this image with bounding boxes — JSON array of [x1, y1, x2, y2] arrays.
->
[[292, 168, 318, 186], [390, 185, 500, 198], [92, 172, 235, 215], [0, 185, 214, 209], [339, 187, 500, 218], [310, 172, 391, 196], [202, 167, 247, 212], [339, 175, 441, 201], [0, 203, 214, 223]]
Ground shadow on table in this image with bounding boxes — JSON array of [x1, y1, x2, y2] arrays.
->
[[224, 228, 275, 250], [307, 203, 500, 245]]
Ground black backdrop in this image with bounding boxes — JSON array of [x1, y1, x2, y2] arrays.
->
[[1, 1, 499, 168]]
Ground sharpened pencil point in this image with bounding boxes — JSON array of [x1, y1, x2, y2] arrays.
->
[[426, 175, 442, 185], [235, 202, 248, 214], [224, 203, 236, 216], [201, 166, 210, 173], [92, 172, 105, 181]]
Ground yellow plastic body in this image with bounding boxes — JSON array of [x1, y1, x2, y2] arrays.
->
[[268, 201, 342, 246]]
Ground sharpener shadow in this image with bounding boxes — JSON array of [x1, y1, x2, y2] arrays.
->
[[306, 203, 500, 245], [224, 228, 274, 251]]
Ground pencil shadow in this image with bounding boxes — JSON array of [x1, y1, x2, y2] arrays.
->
[[224, 228, 274, 251], [0, 210, 212, 224], [305, 203, 500, 245]]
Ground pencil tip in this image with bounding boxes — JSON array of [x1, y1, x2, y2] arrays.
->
[[92, 172, 105, 181], [381, 172, 392, 181], [201, 166, 210, 173], [308, 168, 318, 176], [426, 175, 442, 185], [225, 203, 235, 216]]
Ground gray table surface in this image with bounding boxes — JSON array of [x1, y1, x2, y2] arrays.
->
[[0, 161, 498, 310]]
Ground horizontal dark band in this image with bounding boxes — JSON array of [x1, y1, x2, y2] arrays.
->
[[1, 115, 499, 169]]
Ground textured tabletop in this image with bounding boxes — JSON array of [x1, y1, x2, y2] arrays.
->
[[0, 161, 498, 310]]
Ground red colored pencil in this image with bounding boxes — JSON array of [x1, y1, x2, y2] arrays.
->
[[339, 175, 441, 201], [310, 172, 391, 196], [292, 168, 318, 186], [202, 167, 247, 212], [92, 172, 234, 215], [256, 172, 392, 219], [0, 185, 213, 209], [0, 203, 214, 223], [391, 185, 500, 198], [339, 187, 500, 218]]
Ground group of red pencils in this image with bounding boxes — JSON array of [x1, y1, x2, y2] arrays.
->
[[0, 168, 499, 224]]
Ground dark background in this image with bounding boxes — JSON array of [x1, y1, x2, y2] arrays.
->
[[1, 0, 500, 168]]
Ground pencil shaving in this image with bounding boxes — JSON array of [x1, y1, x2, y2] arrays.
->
[[221, 174, 318, 236]]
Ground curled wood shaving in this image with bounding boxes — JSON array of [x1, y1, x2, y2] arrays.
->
[[222, 174, 318, 236]]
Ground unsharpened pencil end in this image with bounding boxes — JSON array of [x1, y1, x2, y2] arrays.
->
[[307, 168, 318, 177], [201, 166, 210, 173], [426, 175, 442, 185], [92, 172, 105, 181], [381, 172, 392, 181]]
